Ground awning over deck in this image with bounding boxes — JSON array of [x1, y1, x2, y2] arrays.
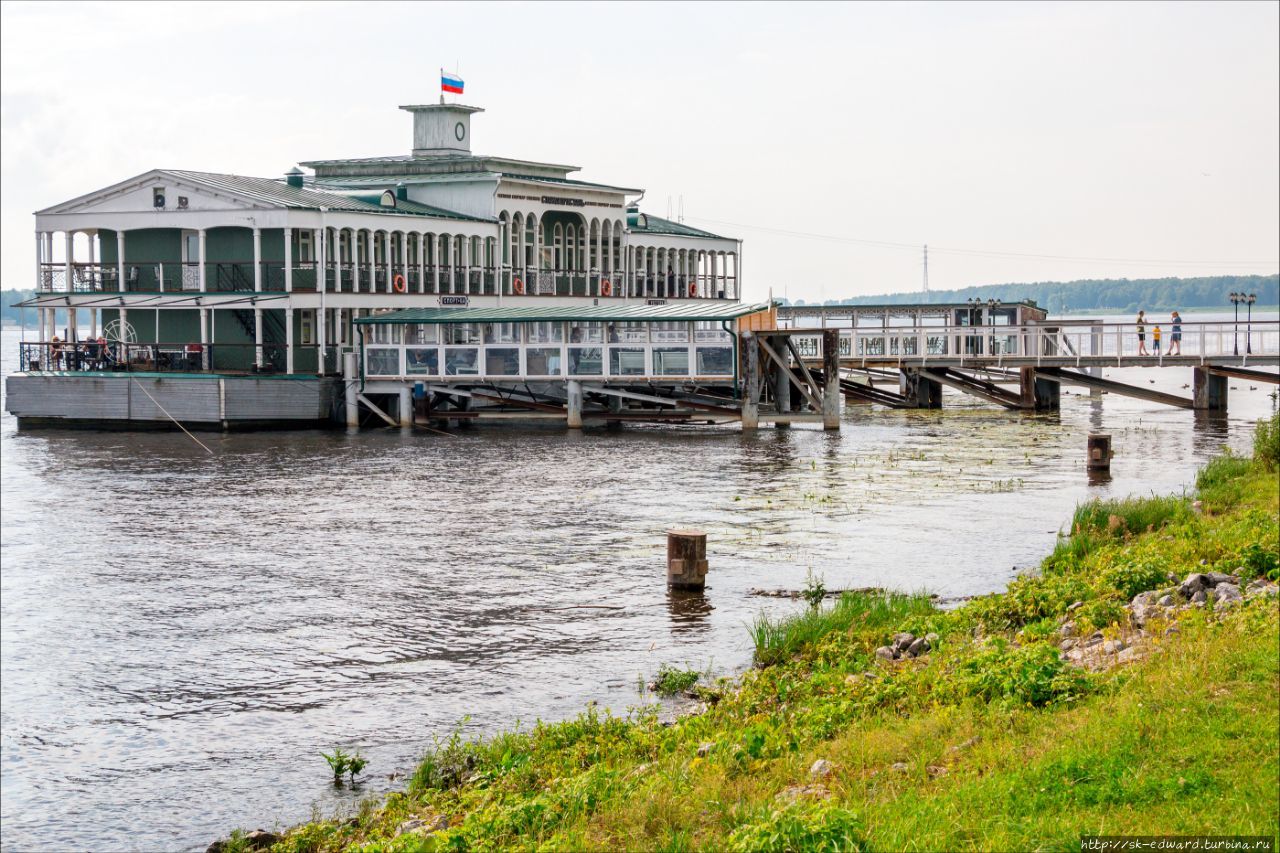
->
[[354, 301, 774, 325]]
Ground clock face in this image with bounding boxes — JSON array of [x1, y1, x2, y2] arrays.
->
[[454, 121, 465, 142]]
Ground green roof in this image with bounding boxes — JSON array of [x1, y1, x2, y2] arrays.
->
[[355, 301, 771, 325], [627, 212, 726, 240], [161, 170, 486, 222]]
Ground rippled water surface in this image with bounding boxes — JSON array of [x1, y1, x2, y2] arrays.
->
[[1, 324, 1276, 851]]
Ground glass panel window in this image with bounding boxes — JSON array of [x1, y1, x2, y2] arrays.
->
[[609, 347, 646, 376], [368, 323, 402, 345], [404, 324, 438, 345], [366, 348, 400, 375], [609, 322, 647, 343], [484, 322, 521, 344], [443, 323, 482, 345], [444, 348, 479, 375], [651, 321, 689, 343], [406, 347, 439, 374], [484, 348, 520, 375], [300, 310, 315, 345], [568, 347, 603, 375], [696, 347, 734, 375], [567, 321, 603, 344], [525, 347, 562, 376], [694, 321, 730, 343], [653, 347, 690, 375], [525, 322, 564, 343]]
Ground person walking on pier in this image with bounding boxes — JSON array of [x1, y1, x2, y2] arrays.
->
[[1136, 311, 1149, 355], [1169, 311, 1183, 356]]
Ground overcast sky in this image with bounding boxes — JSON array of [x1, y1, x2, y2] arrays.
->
[[2, 0, 1276, 303]]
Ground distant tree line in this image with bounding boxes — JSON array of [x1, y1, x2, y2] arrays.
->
[[785, 275, 1279, 313], [0, 290, 62, 328]]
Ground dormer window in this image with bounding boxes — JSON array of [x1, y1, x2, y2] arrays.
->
[[379, 190, 397, 208]]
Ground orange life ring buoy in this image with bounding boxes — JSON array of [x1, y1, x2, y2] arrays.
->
[[601, 279, 612, 297], [513, 276, 525, 295], [393, 274, 406, 293], [689, 282, 698, 297]]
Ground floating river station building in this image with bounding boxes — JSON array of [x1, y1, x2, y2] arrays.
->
[[9, 100, 781, 430]]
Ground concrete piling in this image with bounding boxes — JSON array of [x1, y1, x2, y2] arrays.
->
[[667, 529, 709, 591]]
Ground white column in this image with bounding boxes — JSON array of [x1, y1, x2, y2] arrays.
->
[[317, 226, 327, 369], [593, 220, 604, 297], [116, 231, 126, 294], [364, 229, 373, 291], [283, 227, 293, 292], [285, 307, 295, 373], [417, 231, 426, 293], [433, 234, 442, 293], [401, 231, 409, 291], [197, 228, 207, 293], [252, 228, 262, 292], [532, 217, 542, 286], [709, 252, 718, 299], [463, 236, 471, 294]]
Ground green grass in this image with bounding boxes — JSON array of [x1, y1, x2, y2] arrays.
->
[[651, 665, 702, 697], [263, 416, 1280, 853], [750, 590, 936, 668]]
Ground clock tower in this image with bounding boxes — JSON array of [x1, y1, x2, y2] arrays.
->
[[400, 103, 483, 157]]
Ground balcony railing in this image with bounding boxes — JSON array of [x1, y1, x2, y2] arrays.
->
[[36, 261, 738, 300], [16, 341, 344, 375]]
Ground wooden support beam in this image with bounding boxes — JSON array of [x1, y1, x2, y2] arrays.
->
[[784, 336, 824, 403], [356, 393, 399, 427], [757, 336, 824, 412], [582, 384, 742, 416], [1208, 365, 1280, 384], [839, 379, 913, 408], [1039, 367, 1194, 409], [922, 368, 1024, 410]]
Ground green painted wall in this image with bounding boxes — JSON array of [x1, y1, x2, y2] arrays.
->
[[98, 228, 290, 264]]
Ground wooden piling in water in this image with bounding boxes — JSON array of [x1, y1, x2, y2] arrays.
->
[[1087, 433, 1112, 471], [667, 529, 709, 591]]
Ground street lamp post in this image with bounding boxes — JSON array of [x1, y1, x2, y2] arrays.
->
[[987, 297, 1002, 355], [1246, 292, 1256, 355], [967, 297, 981, 355], [1229, 291, 1241, 356]]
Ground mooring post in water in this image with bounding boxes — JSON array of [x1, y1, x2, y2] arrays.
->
[[343, 352, 359, 427], [741, 332, 759, 431], [566, 379, 583, 429], [398, 386, 413, 428], [822, 329, 841, 430], [1087, 432, 1112, 471], [667, 529, 709, 591], [1192, 367, 1228, 411]]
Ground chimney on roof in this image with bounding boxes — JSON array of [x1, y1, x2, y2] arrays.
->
[[396, 182, 408, 201], [285, 167, 305, 188]]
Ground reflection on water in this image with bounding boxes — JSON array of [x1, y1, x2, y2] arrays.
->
[[0, 328, 1276, 851], [666, 589, 714, 632]]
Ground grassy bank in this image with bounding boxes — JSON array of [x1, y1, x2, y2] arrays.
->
[[254, 416, 1279, 853]]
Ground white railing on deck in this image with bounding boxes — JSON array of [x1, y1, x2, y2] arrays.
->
[[783, 320, 1280, 363]]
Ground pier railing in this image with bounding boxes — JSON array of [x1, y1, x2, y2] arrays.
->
[[782, 320, 1280, 364]]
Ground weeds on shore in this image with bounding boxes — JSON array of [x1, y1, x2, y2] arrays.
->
[[750, 590, 934, 667]]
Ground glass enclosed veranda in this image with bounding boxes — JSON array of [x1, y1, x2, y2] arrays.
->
[[356, 303, 773, 382]]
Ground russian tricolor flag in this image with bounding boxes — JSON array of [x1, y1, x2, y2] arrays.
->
[[441, 70, 464, 94]]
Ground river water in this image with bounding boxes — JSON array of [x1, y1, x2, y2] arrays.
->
[[1, 320, 1276, 851]]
